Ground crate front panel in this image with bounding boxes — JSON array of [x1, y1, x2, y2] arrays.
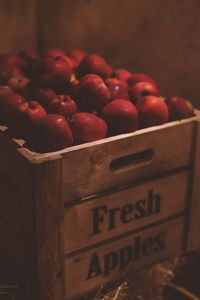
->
[[62, 120, 196, 201], [64, 217, 185, 300], [64, 169, 189, 254]]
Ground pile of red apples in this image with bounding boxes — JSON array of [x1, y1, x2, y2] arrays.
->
[[0, 49, 194, 153]]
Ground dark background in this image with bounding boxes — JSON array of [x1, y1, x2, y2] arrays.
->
[[0, 0, 200, 107]]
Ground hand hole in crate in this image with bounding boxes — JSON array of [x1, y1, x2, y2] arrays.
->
[[110, 149, 154, 172]]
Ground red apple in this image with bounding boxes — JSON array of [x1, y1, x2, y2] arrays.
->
[[70, 112, 107, 144], [114, 69, 132, 83], [27, 114, 73, 152], [41, 48, 66, 57], [9, 100, 47, 138], [137, 96, 169, 128], [0, 92, 25, 125], [78, 54, 112, 79], [36, 55, 73, 87], [76, 74, 110, 111], [0, 65, 25, 85], [103, 99, 138, 135], [130, 81, 159, 104], [7, 77, 31, 96], [0, 53, 23, 68], [68, 49, 87, 68], [42, 49, 75, 70], [46, 95, 78, 117], [165, 96, 194, 120], [105, 78, 130, 101], [34, 88, 57, 107], [128, 73, 157, 87], [19, 49, 39, 77]]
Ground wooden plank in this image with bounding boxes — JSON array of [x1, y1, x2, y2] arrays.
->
[[0, 0, 37, 53], [34, 157, 66, 300], [64, 169, 189, 254], [0, 129, 66, 300], [187, 118, 200, 251], [61, 119, 196, 201], [64, 217, 185, 300]]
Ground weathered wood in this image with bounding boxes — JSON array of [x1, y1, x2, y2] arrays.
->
[[0, 113, 198, 300], [64, 169, 189, 254], [64, 217, 185, 300], [34, 157, 66, 300], [187, 118, 200, 251], [61, 117, 197, 202]]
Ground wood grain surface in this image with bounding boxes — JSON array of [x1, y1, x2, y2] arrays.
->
[[34, 157, 66, 300], [187, 118, 200, 251], [64, 169, 189, 254], [0, 0, 38, 52], [61, 118, 195, 201], [64, 217, 186, 300]]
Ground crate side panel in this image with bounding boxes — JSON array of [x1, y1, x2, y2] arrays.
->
[[64, 169, 189, 254], [187, 119, 200, 251], [34, 158, 66, 300], [62, 121, 195, 201], [64, 217, 185, 300]]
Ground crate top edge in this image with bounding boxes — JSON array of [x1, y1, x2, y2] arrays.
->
[[1, 110, 199, 164]]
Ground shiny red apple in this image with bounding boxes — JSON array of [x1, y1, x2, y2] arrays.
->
[[165, 96, 194, 121], [114, 69, 132, 83], [36, 55, 73, 87], [28, 114, 73, 152], [130, 81, 159, 104], [0, 92, 25, 125], [9, 100, 47, 138], [70, 112, 107, 144], [103, 99, 138, 135], [78, 54, 112, 79], [105, 78, 130, 101], [136, 96, 169, 128], [46, 95, 78, 117], [128, 73, 157, 87], [76, 74, 110, 111]]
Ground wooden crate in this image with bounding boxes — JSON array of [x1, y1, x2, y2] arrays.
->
[[0, 112, 199, 300]]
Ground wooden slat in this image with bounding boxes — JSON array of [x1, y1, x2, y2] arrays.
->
[[64, 169, 189, 254], [64, 217, 185, 300], [0, 128, 67, 300], [61, 119, 196, 202], [187, 118, 200, 251], [34, 157, 66, 300]]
